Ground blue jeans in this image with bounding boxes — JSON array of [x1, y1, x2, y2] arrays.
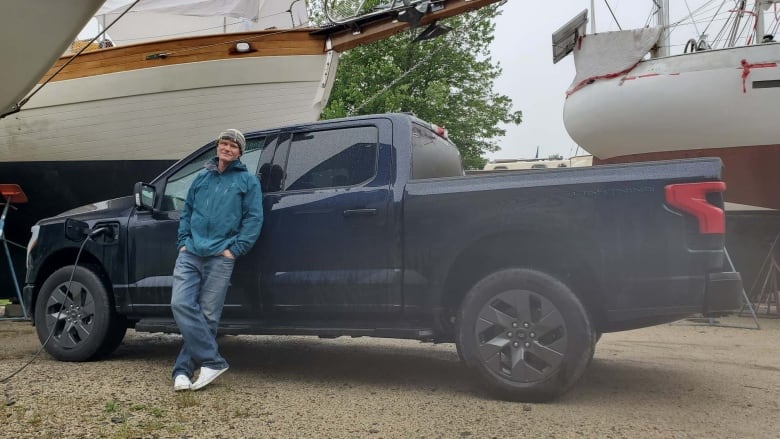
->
[[171, 251, 234, 379]]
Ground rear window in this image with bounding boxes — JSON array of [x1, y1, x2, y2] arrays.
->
[[410, 124, 464, 179], [283, 126, 378, 191]]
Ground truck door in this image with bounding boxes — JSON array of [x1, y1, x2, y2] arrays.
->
[[126, 137, 268, 317], [259, 119, 402, 316]]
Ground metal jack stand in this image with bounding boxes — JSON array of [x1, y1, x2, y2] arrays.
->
[[742, 232, 780, 319], [725, 248, 760, 329], [0, 184, 29, 320], [675, 247, 760, 330]]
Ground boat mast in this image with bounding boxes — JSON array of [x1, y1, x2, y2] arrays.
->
[[655, 0, 670, 57], [590, 0, 596, 33], [755, 0, 780, 43]]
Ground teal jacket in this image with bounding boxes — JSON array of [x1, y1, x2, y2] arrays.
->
[[177, 157, 263, 258]]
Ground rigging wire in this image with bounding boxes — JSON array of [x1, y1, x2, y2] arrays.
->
[[650, 0, 720, 51], [727, 0, 748, 46], [671, 6, 740, 28], [771, 3, 780, 36], [670, 0, 720, 27], [647, 0, 662, 27], [603, 0, 622, 30], [590, 0, 768, 53], [740, 1, 760, 45], [349, 6, 494, 116], [737, 4, 758, 44], [712, 1, 742, 47], [669, 0, 725, 41], [697, 0, 729, 41], [683, 0, 704, 36], [349, 39, 446, 115]]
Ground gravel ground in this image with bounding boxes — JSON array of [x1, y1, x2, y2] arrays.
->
[[0, 315, 778, 438]]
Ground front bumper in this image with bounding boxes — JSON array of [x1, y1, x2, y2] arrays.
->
[[703, 271, 743, 316]]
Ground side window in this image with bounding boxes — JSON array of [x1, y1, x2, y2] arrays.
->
[[160, 136, 265, 211], [161, 148, 215, 211], [283, 126, 378, 191], [241, 137, 266, 176]]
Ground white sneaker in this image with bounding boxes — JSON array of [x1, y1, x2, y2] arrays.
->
[[190, 366, 228, 391], [173, 374, 191, 391]]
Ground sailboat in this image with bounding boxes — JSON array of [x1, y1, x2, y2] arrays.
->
[[559, 0, 780, 211], [555, 0, 780, 294]]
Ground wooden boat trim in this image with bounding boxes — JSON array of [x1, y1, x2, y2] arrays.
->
[[42, 29, 327, 83]]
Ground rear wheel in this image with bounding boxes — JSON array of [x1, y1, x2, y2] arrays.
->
[[34, 265, 125, 361], [456, 268, 595, 401]]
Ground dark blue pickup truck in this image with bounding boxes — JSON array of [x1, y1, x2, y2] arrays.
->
[[24, 113, 742, 401]]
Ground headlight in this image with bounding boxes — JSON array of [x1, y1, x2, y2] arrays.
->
[[26, 225, 40, 270]]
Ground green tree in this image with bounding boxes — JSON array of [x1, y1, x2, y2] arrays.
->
[[314, 2, 522, 169]]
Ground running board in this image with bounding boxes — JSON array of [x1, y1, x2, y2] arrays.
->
[[134, 318, 435, 340]]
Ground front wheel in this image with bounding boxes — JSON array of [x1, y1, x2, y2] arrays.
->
[[34, 265, 125, 361], [456, 268, 595, 401]]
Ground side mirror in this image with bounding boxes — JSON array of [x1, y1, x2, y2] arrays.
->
[[133, 182, 156, 210], [64, 218, 89, 242]]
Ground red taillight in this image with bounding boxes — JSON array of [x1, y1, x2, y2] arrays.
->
[[665, 182, 726, 234]]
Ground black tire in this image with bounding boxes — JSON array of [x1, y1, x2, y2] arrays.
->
[[34, 265, 124, 361], [586, 331, 602, 369], [456, 268, 595, 402], [97, 313, 128, 358]]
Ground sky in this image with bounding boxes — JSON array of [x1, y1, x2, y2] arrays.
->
[[487, 0, 722, 160], [487, 0, 580, 160]]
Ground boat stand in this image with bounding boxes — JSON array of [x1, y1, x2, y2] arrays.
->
[[0, 184, 29, 320], [740, 232, 780, 320]]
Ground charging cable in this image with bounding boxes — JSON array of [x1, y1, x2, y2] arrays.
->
[[1, 226, 110, 383]]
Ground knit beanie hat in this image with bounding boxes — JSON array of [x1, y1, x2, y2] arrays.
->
[[218, 129, 246, 154]]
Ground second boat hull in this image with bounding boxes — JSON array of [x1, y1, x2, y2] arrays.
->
[[564, 43, 780, 209]]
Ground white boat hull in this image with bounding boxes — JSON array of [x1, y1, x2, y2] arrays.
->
[[0, 54, 338, 163], [564, 43, 780, 209]]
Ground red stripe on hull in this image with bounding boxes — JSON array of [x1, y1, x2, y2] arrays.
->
[[593, 144, 780, 210]]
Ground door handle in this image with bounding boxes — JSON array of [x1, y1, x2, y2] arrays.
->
[[343, 208, 377, 217]]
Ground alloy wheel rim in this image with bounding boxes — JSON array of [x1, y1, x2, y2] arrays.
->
[[475, 289, 567, 383], [44, 281, 96, 349]]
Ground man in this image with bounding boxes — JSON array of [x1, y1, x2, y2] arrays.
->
[[171, 129, 263, 391]]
